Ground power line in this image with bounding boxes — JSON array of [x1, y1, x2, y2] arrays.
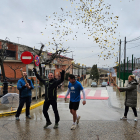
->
[[127, 36, 140, 43], [127, 44, 140, 49]]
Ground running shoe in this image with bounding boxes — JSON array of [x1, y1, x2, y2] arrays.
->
[[77, 116, 81, 124], [44, 122, 52, 128], [53, 123, 59, 129], [120, 116, 127, 120], [26, 115, 31, 119], [15, 117, 20, 121], [71, 124, 76, 130], [134, 117, 138, 122]]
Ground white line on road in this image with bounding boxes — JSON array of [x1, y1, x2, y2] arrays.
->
[[101, 90, 109, 97], [87, 90, 96, 96]]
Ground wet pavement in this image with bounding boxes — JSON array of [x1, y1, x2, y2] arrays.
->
[[0, 86, 140, 139], [0, 86, 67, 113]]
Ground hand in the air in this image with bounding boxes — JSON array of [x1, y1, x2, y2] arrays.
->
[[33, 68, 37, 73]]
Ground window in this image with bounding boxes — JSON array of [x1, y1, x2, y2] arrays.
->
[[28, 70, 35, 76]]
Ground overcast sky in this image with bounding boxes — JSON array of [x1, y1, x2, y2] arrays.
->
[[0, 0, 140, 68]]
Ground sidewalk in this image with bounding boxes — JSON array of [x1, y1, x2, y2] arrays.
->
[[0, 86, 68, 116], [107, 86, 140, 111]]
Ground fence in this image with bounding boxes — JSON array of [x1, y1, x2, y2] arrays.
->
[[117, 55, 140, 87]]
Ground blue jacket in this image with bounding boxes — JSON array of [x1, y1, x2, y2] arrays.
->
[[17, 77, 34, 98]]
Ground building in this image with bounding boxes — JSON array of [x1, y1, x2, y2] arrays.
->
[[98, 68, 110, 84], [0, 39, 73, 83], [47, 52, 73, 79]]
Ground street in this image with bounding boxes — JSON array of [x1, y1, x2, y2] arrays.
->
[[0, 86, 140, 140]]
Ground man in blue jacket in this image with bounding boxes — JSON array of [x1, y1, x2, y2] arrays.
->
[[15, 71, 34, 121]]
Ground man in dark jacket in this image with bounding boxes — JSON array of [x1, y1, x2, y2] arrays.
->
[[33, 68, 65, 129], [16, 71, 34, 121]]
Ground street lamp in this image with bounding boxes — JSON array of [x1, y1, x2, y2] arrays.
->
[[78, 63, 80, 77], [71, 61, 74, 75], [82, 64, 84, 75], [77, 63, 80, 81]]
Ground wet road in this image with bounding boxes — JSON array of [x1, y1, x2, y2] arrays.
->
[[0, 86, 140, 140]]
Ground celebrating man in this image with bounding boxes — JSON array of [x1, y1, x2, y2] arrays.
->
[[33, 68, 65, 129]]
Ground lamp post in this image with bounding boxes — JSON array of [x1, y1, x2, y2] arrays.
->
[[78, 63, 80, 81], [71, 61, 74, 75], [92, 75, 93, 79]]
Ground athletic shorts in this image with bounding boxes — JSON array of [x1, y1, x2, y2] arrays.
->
[[69, 101, 80, 110]]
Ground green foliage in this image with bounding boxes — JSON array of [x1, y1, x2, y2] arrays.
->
[[86, 72, 90, 74], [31, 77, 34, 85], [90, 64, 99, 81], [65, 73, 70, 80]]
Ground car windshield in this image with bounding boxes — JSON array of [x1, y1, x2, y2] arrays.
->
[[92, 82, 96, 85], [102, 82, 107, 84]]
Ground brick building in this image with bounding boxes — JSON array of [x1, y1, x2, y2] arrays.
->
[[47, 52, 73, 79], [0, 39, 73, 83]]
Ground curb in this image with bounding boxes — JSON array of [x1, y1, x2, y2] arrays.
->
[[0, 100, 45, 117]]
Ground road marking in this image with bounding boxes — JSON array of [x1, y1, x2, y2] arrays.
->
[[101, 90, 109, 97], [58, 89, 109, 100], [87, 90, 96, 96]]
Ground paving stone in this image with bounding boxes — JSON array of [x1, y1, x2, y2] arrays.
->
[[0, 120, 140, 140]]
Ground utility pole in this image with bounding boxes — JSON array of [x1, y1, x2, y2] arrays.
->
[[119, 39, 121, 87], [72, 52, 73, 74], [123, 37, 126, 87]]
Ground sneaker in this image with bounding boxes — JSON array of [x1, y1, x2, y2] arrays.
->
[[15, 117, 20, 121], [53, 123, 59, 129], [44, 122, 52, 128], [77, 116, 81, 124], [26, 115, 31, 119], [71, 124, 76, 130], [120, 116, 127, 120], [134, 117, 138, 122]]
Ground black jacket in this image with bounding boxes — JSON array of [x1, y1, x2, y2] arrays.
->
[[34, 69, 65, 101]]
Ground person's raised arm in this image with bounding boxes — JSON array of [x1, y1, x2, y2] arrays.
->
[[33, 68, 45, 85], [55, 70, 65, 86]]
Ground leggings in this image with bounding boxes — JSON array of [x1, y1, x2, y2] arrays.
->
[[124, 106, 137, 117]]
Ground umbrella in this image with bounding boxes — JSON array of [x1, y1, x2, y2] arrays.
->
[[1, 93, 19, 111], [132, 69, 140, 77]]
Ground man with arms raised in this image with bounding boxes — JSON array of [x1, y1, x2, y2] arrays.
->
[[65, 74, 86, 130], [33, 68, 65, 129]]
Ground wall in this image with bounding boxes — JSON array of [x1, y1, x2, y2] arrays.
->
[[3, 62, 26, 79]]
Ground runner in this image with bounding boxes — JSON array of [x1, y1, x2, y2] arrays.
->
[[64, 74, 86, 130], [33, 68, 65, 129]]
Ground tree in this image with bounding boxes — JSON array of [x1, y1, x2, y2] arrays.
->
[[0, 38, 9, 80], [6, 64, 25, 79], [90, 64, 99, 82]]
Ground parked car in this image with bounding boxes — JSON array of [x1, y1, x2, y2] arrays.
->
[[101, 82, 107, 87], [91, 82, 97, 87]]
